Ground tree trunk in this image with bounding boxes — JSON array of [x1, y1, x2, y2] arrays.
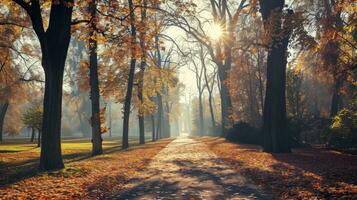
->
[[122, 0, 137, 149], [108, 101, 112, 138], [208, 93, 216, 132], [138, 0, 147, 145], [89, 0, 103, 156], [0, 101, 9, 142], [122, 58, 136, 149], [198, 91, 204, 136], [330, 75, 343, 118], [259, 0, 292, 153], [138, 114, 145, 144], [163, 100, 171, 138], [40, 66, 66, 170], [37, 130, 41, 147], [151, 114, 156, 141], [156, 94, 163, 139], [218, 66, 233, 136], [30, 128, 35, 142], [14, 0, 74, 171], [78, 95, 91, 137], [154, 29, 163, 140], [257, 51, 265, 116]]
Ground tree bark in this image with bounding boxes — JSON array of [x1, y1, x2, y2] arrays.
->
[[13, 0, 73, 170], [330, 77, 342, 117], [30, 128, 35, 142], [202, 63, 216, 133], [259, 0, 292, 153], [163, 98, 171, 138], [0, 101, 9, 142], [154, 30, 163, 139], [138, 0, 147, 145], [198, 91, 204, 135], [218, 65, 233, 136], [151, 114, 156, 141], [88, 0, 103, 156], [122, 0, 137, 149], [108, 101, 112, 137], [40, 64, 66, 170], [37, 130, 41, 147], [156, 94, 163, 139]]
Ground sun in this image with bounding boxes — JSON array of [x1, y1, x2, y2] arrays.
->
[[208, 23, 223, 41]]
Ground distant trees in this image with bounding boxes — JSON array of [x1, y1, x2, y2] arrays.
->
[[189, 48, 206, 135], [0, 2, 27, 142], [0, 102, 9, 142], [23, 103, 43, 147]]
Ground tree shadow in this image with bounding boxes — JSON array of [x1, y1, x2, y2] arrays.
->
[[271, 147, 357, 185], [0, 139, 172, 187], [210, 140, 357, 198], [109, 157, 272, 200], [0, 146, 38, 153]]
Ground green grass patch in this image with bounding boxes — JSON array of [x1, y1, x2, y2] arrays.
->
[[0, 144, 38, 153], [0, 138, 137, 153]]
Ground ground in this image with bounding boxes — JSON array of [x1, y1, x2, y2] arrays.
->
[[200, 137, 357, 199], [0, 136, 356, 199], [114, 134, 271, 199], [0, 138, 172, 199]]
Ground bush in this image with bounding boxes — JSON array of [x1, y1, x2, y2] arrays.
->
[[330, 107, 357, 149], [226, 122, 262, 145]]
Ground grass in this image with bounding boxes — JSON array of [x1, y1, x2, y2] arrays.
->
[[0, 138, 173, 199], [0, 137, 152, 186], [0, 138, 123, 153]]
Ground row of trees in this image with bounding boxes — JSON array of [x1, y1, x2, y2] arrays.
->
[[1, 0, 183, 170], [1, 0, 355, 170], [184, 0, 355, 151]]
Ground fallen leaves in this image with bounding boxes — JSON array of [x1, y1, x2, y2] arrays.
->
[[0, 139, 172, 199], [200, 137, 357, 200]]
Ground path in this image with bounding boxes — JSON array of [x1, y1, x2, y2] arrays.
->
[[113, 134, 272, 200]]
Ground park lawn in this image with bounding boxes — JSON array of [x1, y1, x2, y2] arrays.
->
[[0, 138, 172, 199], [200, 137, 357, 200]]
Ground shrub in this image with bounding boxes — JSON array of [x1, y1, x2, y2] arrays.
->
[[330, 107, 357, 149], [226, 122, 262, 145]]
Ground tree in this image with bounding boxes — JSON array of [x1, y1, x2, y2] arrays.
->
[[317, 0, 355, 118], [122, 0, 138, 149], [0, 2, 28, 142], [88, 0, 103, 155], [189, 48, 206, 135], [137, 0, 148, 145], [0, 102, 9, 142], [201, 46, 218, 134], [12, 0, 74, 170], [286, 67, 307, 143], [23, 103, 43, 147], [166, 0, 251, 135], [259, 0, 293, 153]]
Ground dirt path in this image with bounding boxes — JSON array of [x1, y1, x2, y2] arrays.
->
[[113, 135, 272, 200]]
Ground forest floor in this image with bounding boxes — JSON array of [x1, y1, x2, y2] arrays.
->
[[0, 138, 173, 199], [1, 136, 356, 199], [200, 137, 357, 199]]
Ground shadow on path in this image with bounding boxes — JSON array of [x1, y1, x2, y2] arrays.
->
[[112, 136, 272, 200]]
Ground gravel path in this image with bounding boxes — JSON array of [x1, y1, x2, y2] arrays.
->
[[113, 134, 272, 200]]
